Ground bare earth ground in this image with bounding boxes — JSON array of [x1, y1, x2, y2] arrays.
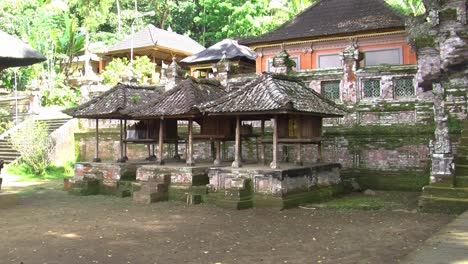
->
[[0, 180, 454, 264]]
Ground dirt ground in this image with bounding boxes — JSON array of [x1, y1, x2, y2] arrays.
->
[[0, 180, 454, 264]]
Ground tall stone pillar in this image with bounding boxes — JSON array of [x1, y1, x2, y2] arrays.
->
[[409, 0, 468, 183], [340, 39, 361, 104]]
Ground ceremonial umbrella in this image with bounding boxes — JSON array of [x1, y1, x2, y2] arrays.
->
[[0, 30, 46, 70]]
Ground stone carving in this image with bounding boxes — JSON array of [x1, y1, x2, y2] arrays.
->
[[412, 0, 468, 182]]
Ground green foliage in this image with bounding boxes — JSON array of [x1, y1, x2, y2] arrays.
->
[[102, 56, 155, 86], [385, 0, 425, 16], [102, 57, 129, 86], [41, 73, 80, 107], [0, 108, 13, 134], [6, 162, 74, 181], [8, 120, 52, 176]]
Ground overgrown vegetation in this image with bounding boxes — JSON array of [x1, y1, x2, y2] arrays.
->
[[8, 120, 52, 176], [6, 162, 74, 181], [102, 56, 156, 86]]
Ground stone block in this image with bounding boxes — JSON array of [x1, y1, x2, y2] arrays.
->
[[100, 179, 119, 195], [0, 192, 17, 209], [69, 179, 100, 196], [186, 194, 202, 205], [63, 177, 72, 191], [117, 181, 134, 197], [224, 189, 252, 201], [133, 190, 168, 204], [132, 182, 169, 204]]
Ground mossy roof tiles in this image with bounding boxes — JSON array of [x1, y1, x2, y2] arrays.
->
[[126, 77, 227, 118], [198, 73, 345, 117], [64, 83, 162, 119]]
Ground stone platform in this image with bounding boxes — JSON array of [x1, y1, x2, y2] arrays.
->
[[69, 161, 344, 209], [207, 163, 344, 209]]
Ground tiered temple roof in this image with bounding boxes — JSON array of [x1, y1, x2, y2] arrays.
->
[[65, 83, 162, 119], [199, 73, 345, 117], [241, 0, 405, 45]]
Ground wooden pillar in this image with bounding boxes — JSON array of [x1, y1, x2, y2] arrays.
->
[[260, 119, 266, 165], [270, 115, 279, 169], [93, 119, 101, 162], [295, 116, 303, 166], [118, 119, 125, 162], [186, 119, 195, 166], [157, 119, 165, 165], [232, 116, 242, 168], [123, 119, 128, 160], [214, 140, 221, 165]]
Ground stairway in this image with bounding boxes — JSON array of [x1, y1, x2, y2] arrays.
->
[[0, 117, 72, 165], [419, 119, 468, 214]]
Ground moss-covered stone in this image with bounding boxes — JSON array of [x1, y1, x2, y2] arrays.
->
[[419, 196, 468, 214], [69, 179, 101, 196], [343, 168, 429, 191], [439, 8, 458, 21]]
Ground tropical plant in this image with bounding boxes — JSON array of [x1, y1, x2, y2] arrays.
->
[[9, 120, 52, 176]]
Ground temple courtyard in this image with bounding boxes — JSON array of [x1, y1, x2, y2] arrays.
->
[[1, 179, 454, 264]]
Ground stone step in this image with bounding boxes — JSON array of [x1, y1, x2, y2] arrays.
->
[[422, 186, 468, 199], [0, 152, 21, 157], [419, 195, 468, 214], [455, 176, 468, 188]]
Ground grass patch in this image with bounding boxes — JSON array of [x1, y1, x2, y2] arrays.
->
[[6, 162, 74, 181], [310, 191, 420, 211]]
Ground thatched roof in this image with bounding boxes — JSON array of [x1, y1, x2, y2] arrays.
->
[[180, 39, 256, 64], [64, 83, 162, 119], [125, 78, 227, 118], [106, 25, 205, 56], [241, 0, 405, 46], [198, 73, 345, 117], [0, 30, 46, 70]]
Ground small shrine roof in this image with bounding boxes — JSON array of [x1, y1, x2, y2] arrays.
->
[[181, 39, 256, 64], [198, 73, 345, 117], [126, 77, 227, 118], [106, 25, 205, 55], [64, 83, 162, 119], [241, 0, 405, 46]]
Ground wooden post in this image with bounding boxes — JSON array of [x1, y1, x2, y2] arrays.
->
[[260, 119, 265, 165], [118, 119, 125, 162], [186, 119, 195, 166], [270, 115, 279, 169], [214, 140, 221, 165], [157, 119, 165, 165], [93, 119, 101, 162], [123, 119, 128, 160], [232, 116, 242, 168], [295, 116, 302, 166]]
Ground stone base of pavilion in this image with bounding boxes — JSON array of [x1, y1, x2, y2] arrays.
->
[[207, 163, 343, 209], [68, 161, 344, 209]]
